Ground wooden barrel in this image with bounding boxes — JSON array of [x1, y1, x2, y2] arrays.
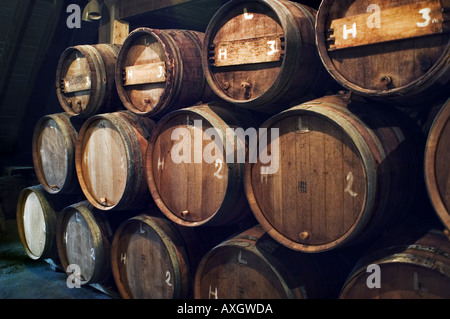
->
[[316, 0, 450, 106], [115, 28, 212, 118], [425, 98, 450, 230], [202, 0, 339, 113], [194, 225, 356, 299], [340, 223, 450, 299], [245, 93, 424, 252], [75, 111, 156, 210], [56, 44, 122, 117], [146, 102, 256, 227], [16, 185, 73, 261], [32, 113, 83, 194], [56, 201, 122, 285], [110, 213, 205, 299]]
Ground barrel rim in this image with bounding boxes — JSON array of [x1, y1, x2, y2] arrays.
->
[[32, 113, 77, 194], [424, 98, 450, 230], [315, 0, 450, 99], [56, 201, 106, 285], [146, 105, 244, 227], [244, 98, 380, 252], [110, 214, 188, 299], [16, 185, 57, 260], [201, 0, 304, 108], [115, 27, 177, 116]]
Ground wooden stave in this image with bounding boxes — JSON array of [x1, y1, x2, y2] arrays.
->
[[339, 223, 450, 299], [194, 225, 356, 299], [115, 28, 210, 118], [32, 112, 83, 195], [315, 0, 450, 107], [244, 94, 424, 252], [75, 111, 156, 211], [202, 0, 339, 113], [425, 98, 450, 231], [56, 44, 122, 118], [145, 102, 256, 227], [56, 200, 114, 285]]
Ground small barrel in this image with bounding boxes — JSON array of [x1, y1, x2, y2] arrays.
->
[[202, 0, 338, 113], [316, 0, 450, 106], [425, 98, 450, 230], [146, 102, 256, 227], [32, 113, 83, 194], [340, 223, 450, 299], [194, 225, 356, 299], [56, 44, 122, 117], [116, 28, 212, 118], [56, 201, 123, 285], [75, 111, 156, 210], [245, 93, 424, 252], [16, 185, 75, 261], [111, 214, 206, 299]]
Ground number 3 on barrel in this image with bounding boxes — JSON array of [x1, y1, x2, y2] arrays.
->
[[267, 40, 278, 56], [417, 8, 431, 27]]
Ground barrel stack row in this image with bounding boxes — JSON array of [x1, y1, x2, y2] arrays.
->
[[17, 0, 450, 299]]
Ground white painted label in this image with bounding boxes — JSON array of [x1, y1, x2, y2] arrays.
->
[[344, 172, 358, 197], [158, 157, 165, 170], [209, 285, 218, 299], [218, 48, 227, 60], [267, 40, 278, 56], [417, 8, 431, 27], [165, 271, 173, 287], [243, 8, 253, 20], [343, 23, 357, 39], [214, 158, 223, 179]]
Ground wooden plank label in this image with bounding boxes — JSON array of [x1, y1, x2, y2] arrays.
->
[[212, 35, 283, 67], [328, 1, 449, 50], [124, 61, 166, 86], [63, 74, 91, 93]]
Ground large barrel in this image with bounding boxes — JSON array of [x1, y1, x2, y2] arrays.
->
[[316, 0, 450, 106], [425, 98, 450, 230], [56, 201, 123, 285], [194, 225, 357, 299], [340, 221, 450, 299], [115, 28, 213, 118], [146, 102, 256, 227], [56, 44, 122, 117], [32, 113, 83, 194], [16, 185, 76, 261], [245, 94, 424, 252], [202, 0, 338, 113], [110, 214, 206, 299], [75, 111, 156, 210]]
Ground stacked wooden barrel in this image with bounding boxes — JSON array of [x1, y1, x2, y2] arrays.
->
[[17, 0, 449, 299]]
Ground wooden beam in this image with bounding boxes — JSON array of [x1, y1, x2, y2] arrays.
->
[[117, 0, 195, 19], [328, 0, 449, 51]]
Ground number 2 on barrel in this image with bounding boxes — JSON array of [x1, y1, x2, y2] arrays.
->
[[214, 159, 223, 179]]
